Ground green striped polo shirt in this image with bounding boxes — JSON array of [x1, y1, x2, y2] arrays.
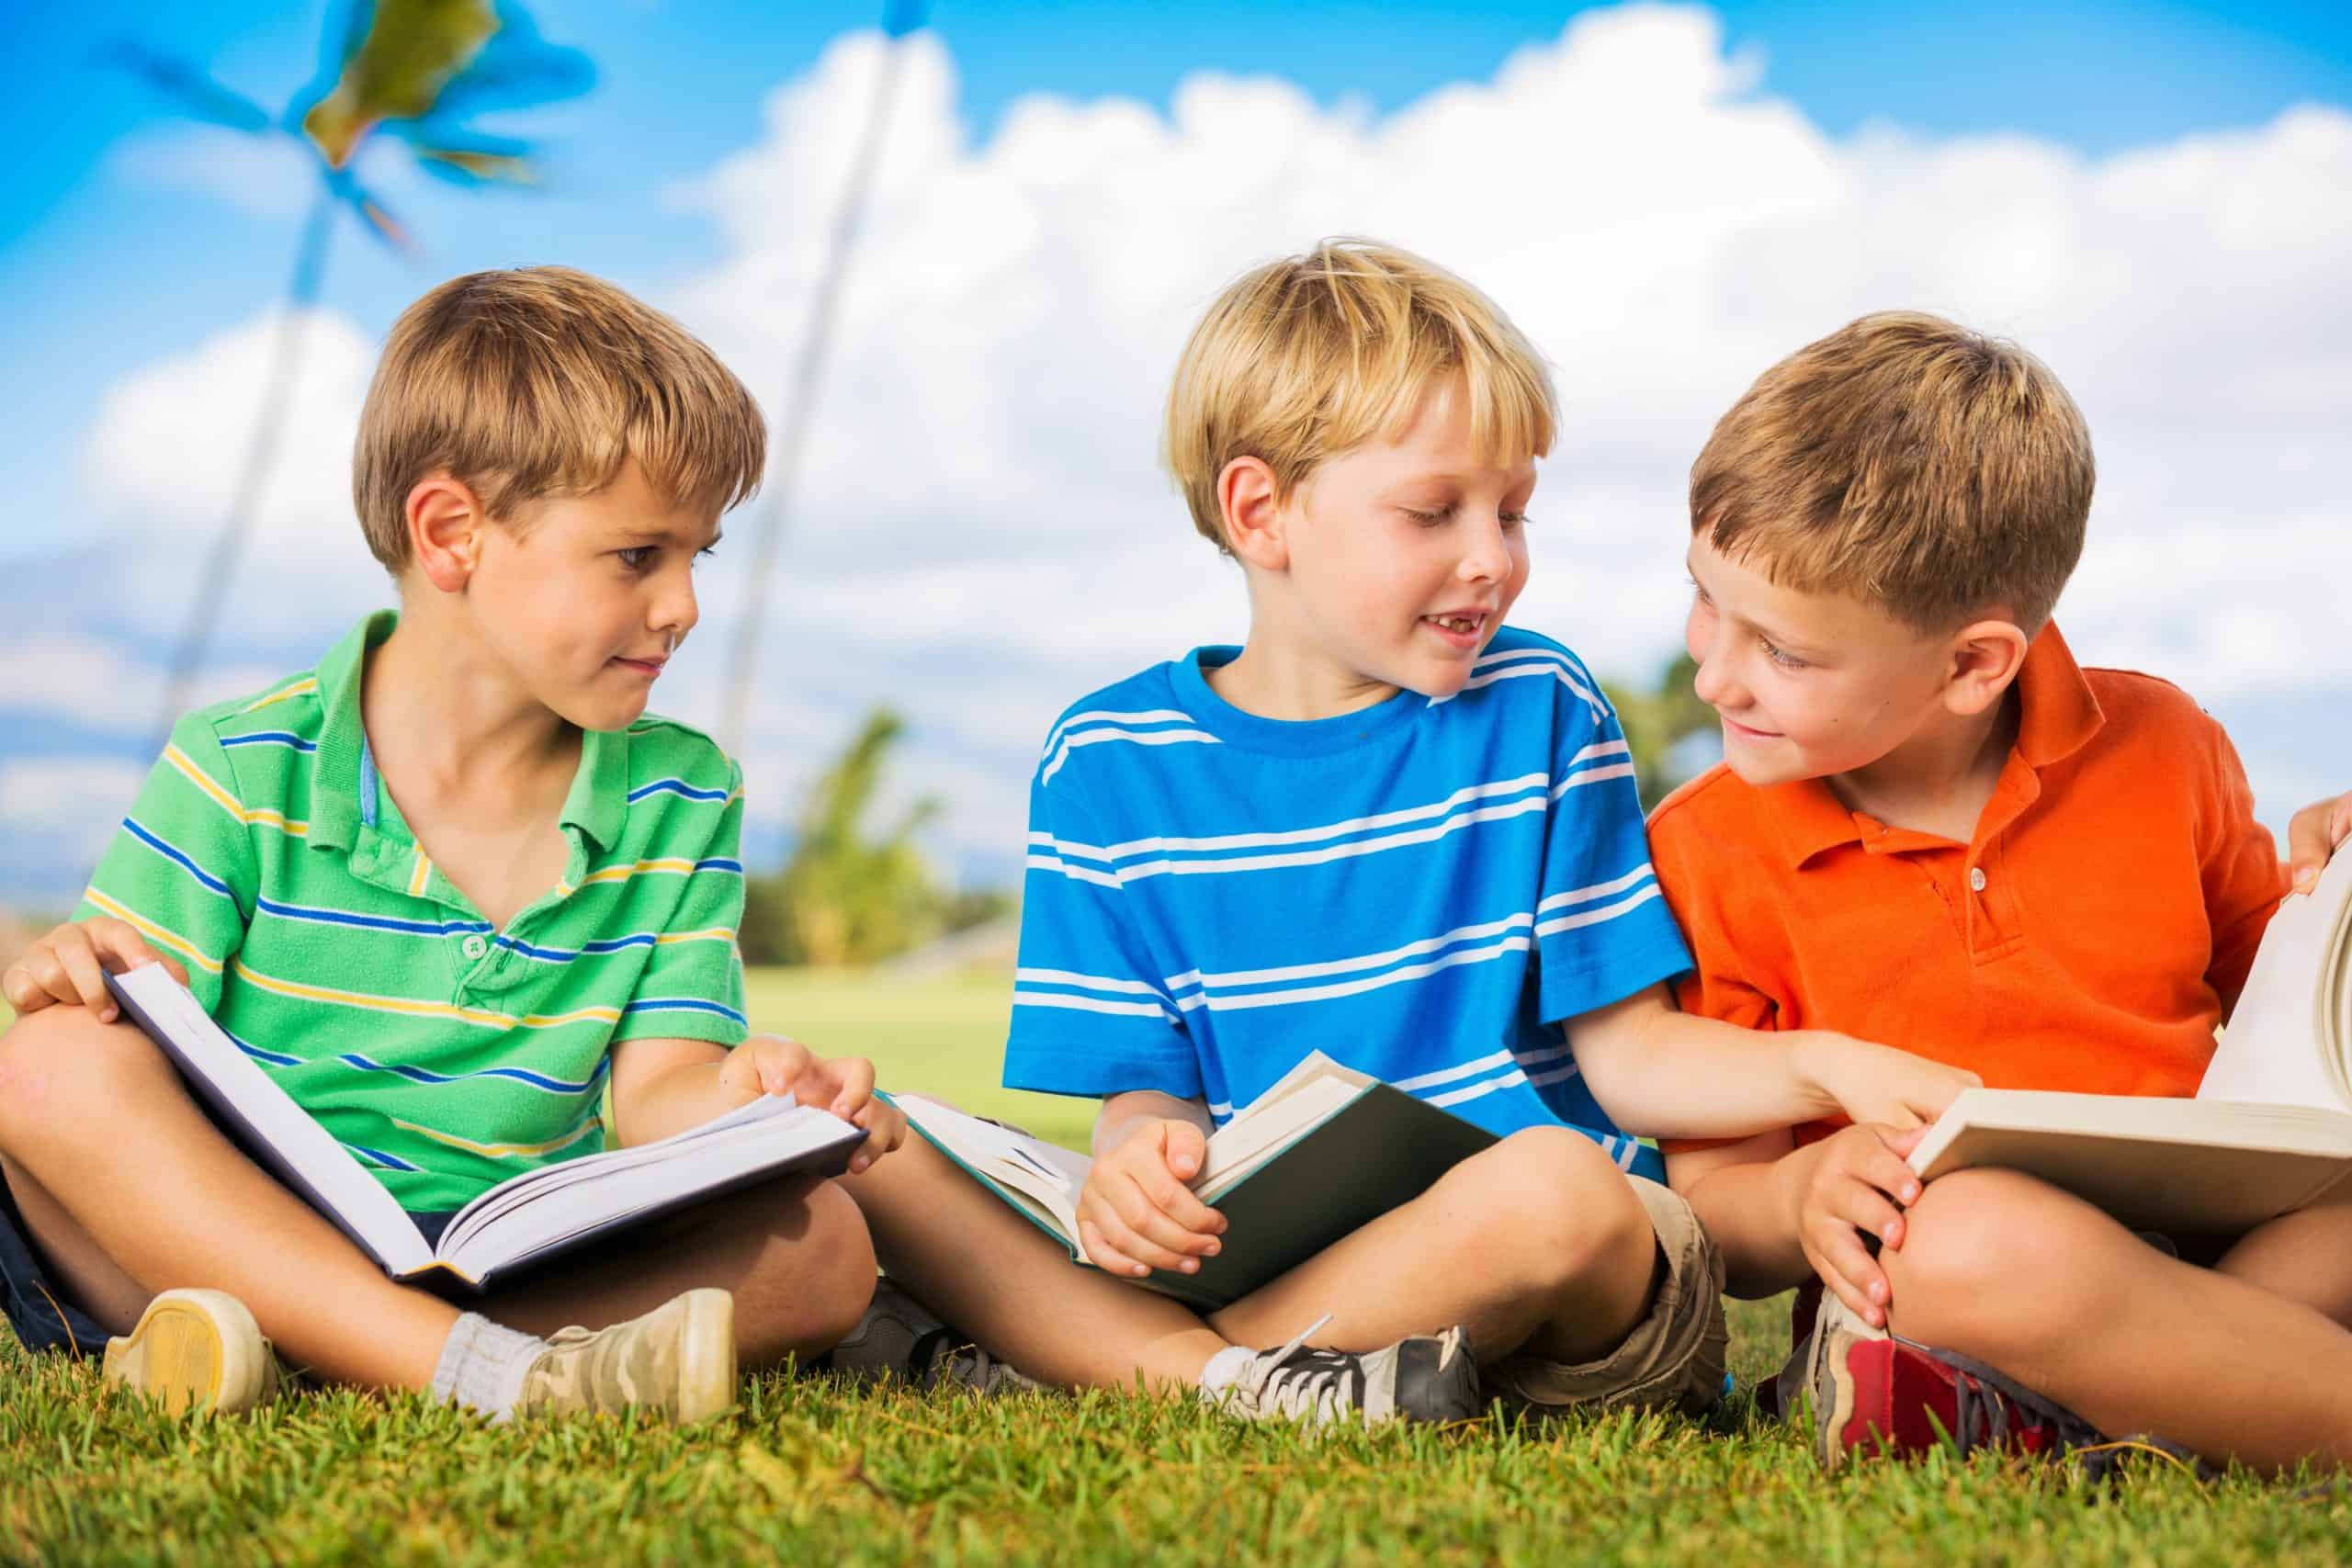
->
[[75, 611, 751, 1212]]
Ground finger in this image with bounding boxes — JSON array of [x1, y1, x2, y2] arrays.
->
[[1829, 1184, 1907, 1249], [1810, 1230, 1892, 1325], [56, 942, 117, 1020], [1077, 1218, 1152, 1280], [1083, 1204, 1186, 1275], [1853, 1145, 1924, 1208], [1885, 1123, 1928, 1160], [1107, 1178, 1213, 1269], [90, 921, 164, 973], [1161, 1121, 1207, 1181], [2334, 796, 2352, 850], [2290, 803, 2331, 892], [825, 1057, 876, 1119], [157, 955, 191, 988], [1, 965, 49, 1012]]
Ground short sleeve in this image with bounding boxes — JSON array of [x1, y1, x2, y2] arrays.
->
[[1001, 769, 1202, 1100], [1532, 678, 1693, 1025], [2197, 716, 2290, 1017], [74, 715, 258, 1015], [609, 760, 751, 1048]]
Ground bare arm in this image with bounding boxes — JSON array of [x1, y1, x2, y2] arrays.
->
[[1090, 1088, 1215, 1158], [1566, 985, 1973, 1139], [1668, 1131, 1817, 1298], [608, 1036, 734, 1146]]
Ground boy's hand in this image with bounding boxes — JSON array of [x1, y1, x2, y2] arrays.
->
[[2287, 791, 2352, 895], [1077, 1117, 1227, 1279], [1794, 1122, 1926, 1329], [1801, 1034, 1980, 1130], [717, 1034, 906, 1174], [1, 920, 190, 1021]]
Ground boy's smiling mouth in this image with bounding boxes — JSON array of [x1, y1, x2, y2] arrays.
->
[[1420, 610, 1490, 649]]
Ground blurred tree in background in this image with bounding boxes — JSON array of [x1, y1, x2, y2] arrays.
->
[[740, 709, 1009, 967], [1601, 650, 1718, 811]]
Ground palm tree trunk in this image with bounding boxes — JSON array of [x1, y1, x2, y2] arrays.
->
[[151, 180, 338, 752], [718, 26, 915, 756]]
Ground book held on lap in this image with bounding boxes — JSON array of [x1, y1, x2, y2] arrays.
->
[[893, 1050, 1498, 1310], [1908, 847, 2352, 1234], [102, 963, 867, 1292]]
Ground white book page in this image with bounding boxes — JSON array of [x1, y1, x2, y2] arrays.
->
[[1198, 1077, 1363, 1195], [2199, 849, 2352, 1111], [437, 1100, 859, 1278], [116, 964, 431, 1275], [894, 1096, 1087, 1238]]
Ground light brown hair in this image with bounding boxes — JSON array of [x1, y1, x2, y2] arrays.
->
[[353, 266, 765, 570], [1163, 239, 1555, 550], [1689, 310, 2094, 631]]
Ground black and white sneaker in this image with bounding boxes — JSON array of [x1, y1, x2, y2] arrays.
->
[[827, 1279, 1043, 1395], [1206, 1315, 1481, 1426]]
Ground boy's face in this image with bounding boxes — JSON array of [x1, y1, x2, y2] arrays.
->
[[458, 460, 719, 733], [1272, 378, 1534, 701], [1682, 534, 1958, 787]]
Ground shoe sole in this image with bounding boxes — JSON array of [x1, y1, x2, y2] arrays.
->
[[1393, 1325, 1484, 1424], [1806, 1297, 1882, 1472], [673, 1288, 738, 1425], [101, 1289, 269, 1417]]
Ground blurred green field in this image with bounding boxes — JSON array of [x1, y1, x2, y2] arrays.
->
[[742, 964, 1095, 1149]]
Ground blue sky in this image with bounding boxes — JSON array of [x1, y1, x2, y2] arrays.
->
[[6, 0, 2347, 570], [2, 1, 2347, 908]]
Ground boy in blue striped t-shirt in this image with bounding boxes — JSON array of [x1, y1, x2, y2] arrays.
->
[[978, 241, 1976, 1419]]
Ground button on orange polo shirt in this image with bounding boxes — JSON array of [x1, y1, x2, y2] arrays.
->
[[1647, 624, 2290, 1152]]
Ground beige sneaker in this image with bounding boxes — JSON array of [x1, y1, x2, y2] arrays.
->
[[514, 1288, 737, 1424], [102, 1289, 285, 1416]]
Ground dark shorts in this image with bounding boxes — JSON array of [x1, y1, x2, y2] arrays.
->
[[0, 1162, 456, 1359]]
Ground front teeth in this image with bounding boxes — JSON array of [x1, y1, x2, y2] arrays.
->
[[1432, 615, 1479, 634]]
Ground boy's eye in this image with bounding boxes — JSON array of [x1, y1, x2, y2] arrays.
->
[[1401, 505, 1453, 526], [616, 546, 658, 570], [695, 545, 718, 565], [1761, 638, 1807, 671], [1500, 510, 1530, 531], [1686, 575, 1712, 607]]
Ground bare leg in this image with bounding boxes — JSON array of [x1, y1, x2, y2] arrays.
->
[[0, 1006, 877, 1386], [840, 1134, 1230, 1392], [0, 1006, 457, 1387], [1209, 1126, 1658, 1364], [1884, 1168, 2352, 1473], [483, 1173, 876, 1365], [2211, 1184, 2352, 1327]]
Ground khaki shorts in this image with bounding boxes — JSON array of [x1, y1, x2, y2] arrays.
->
[[1486, 1175, 1729, 1416]]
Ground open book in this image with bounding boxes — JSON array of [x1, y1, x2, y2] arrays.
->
[[1909, 845, 2352, 1233], [103, 963, 867, 1292], [895, 1051, 1497, 1310]]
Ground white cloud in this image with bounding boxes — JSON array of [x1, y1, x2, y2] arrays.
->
[[107, 124, 319, 217], [22, 3, 2352, 905]]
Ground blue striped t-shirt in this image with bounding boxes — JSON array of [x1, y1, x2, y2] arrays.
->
[[1002, 627, 1692, 1180]]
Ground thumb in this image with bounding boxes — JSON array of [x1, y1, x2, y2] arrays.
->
[[160, 955, 191, 988], [1886, 1124, 1928, 1158], [1162, 1120, 1206, 1179]]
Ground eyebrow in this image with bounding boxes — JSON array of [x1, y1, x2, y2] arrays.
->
[[1685, 551, 1828, 657]]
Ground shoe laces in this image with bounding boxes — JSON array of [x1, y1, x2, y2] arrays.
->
[[1235, 1314, 1367, 1421], [1905, 1337, 2109, 1467]]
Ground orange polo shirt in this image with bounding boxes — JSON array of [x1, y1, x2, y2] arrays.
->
[[1648, 624, 2290, 1152]]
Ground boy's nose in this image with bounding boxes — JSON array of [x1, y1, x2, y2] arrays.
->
[[1690, 649, 1734, 710], [1457, 519, 1512, 582]]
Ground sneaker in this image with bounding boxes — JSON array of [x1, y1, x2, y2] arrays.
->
[[1206, 1315, 1482, 1427], [514, 1287, 737, 1424], [1806, 1294, 2102, 1470], [102, 1289, 286, 1416], [827, 1280, 1043, 1395]]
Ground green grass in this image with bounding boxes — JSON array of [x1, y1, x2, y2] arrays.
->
[[6, 970, 2352, 1563]]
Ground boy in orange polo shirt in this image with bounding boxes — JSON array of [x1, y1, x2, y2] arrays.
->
[[1651, 311, 2352, 1476]]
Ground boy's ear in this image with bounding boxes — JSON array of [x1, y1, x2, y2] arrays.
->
[[406, 473, 490, 592], [1939, 616, 2032, 718], [1216, 457, 1290, 572]]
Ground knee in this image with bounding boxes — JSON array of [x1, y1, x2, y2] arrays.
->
[[1885, 1169, 2108, 1345], [0, 1008, 175, 1156], [746, 1179, 876, 1362], [1462, 1127, 1652, 1293]]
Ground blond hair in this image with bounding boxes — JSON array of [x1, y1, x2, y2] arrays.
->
[[1690, 311, 2094, 632], [1163, 239, 1556, 549], [353, 266, 765, 570]]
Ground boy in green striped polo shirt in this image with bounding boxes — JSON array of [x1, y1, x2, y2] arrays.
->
[[0, 267, 898, 1422]]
